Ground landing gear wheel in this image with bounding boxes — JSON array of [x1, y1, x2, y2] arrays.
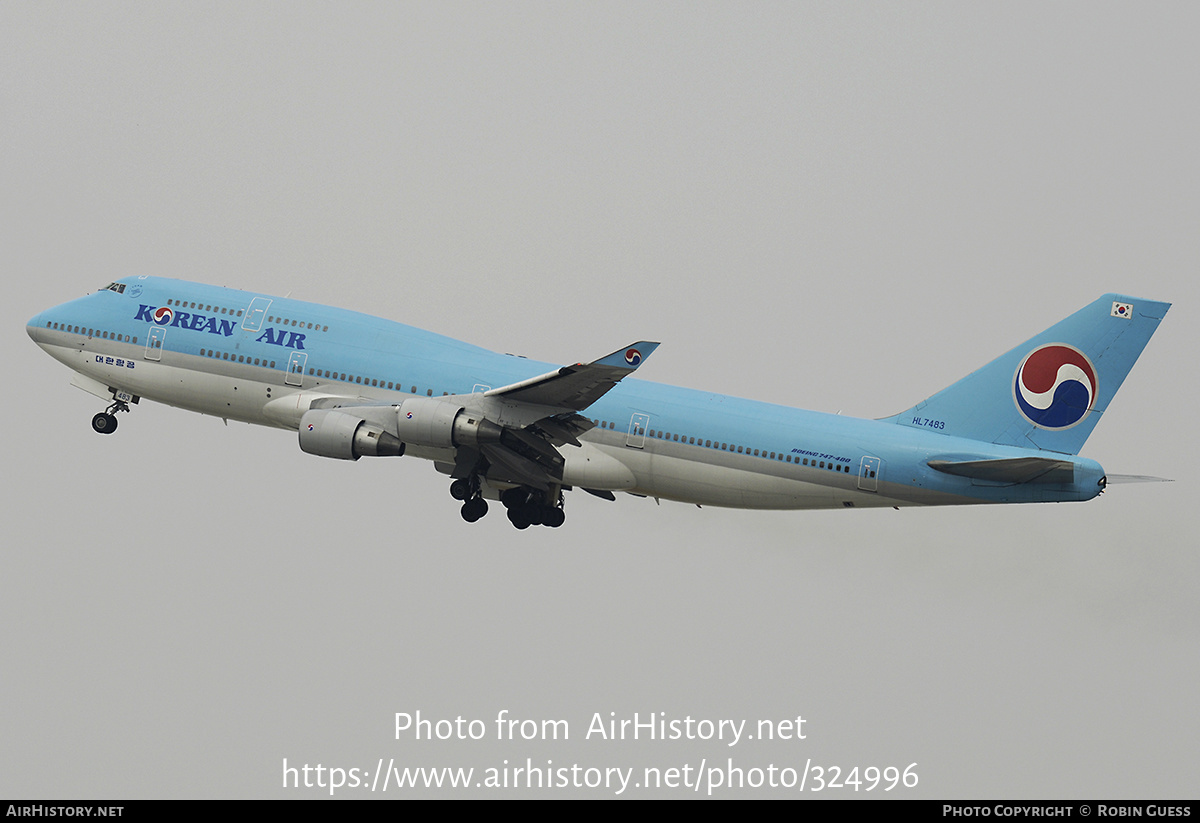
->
[[522, 503, 544, 526], [543, 508, 565, 528], [507, 507, 531, 529], [460, 497, 488, 523], [501, 487, 528, 510], [91, 412, 118, 434], [450, 478, 472, 501]]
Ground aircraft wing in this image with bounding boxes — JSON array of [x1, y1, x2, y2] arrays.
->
[[485, 341, 659, 411], [298, 341, 659, 493]]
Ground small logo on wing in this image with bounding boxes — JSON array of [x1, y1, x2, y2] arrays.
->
[[1013, 343, 1098, 430], [152, 307, 173, 326], [625, 348, 642, 366]]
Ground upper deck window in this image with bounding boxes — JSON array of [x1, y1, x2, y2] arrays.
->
[[101, 282, 126, 294]]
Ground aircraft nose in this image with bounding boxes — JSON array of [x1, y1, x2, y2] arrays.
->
[[27, 311, 46, 343]]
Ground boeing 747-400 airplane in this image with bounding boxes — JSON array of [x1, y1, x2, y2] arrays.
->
[[27, 279, 1169, 529]]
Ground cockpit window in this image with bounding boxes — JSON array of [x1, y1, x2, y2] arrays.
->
[[102, 282, 127, 294]]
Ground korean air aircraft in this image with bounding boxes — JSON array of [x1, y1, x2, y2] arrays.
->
[[27, 278, 1169, 529]]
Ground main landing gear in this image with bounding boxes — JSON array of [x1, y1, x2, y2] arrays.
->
[[451, 476, 489, 523], [450, 478, 567, 528], [501, 486, 565, 530], [91, 398, 130, 435]]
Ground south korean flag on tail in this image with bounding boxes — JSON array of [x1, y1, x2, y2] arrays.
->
[[1111, 301, 1133, 319]]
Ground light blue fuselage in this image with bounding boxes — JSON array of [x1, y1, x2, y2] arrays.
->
[[28, 277, 1113, 511]]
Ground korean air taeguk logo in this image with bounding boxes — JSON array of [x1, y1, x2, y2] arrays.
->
[[152, 306, 174, 326], [625, 348, 642, 366], [1013, 343, 1098, 430]]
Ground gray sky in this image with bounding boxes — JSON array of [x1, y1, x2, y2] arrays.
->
[[3, 2, 1197, 798]]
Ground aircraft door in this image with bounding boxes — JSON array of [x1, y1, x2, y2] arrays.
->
[[626, 413, 649, 448], [145, 327, 165, 361], [242, 297, 272, 332], [285, 351, 307, 387], [858, 456, 882, 492]]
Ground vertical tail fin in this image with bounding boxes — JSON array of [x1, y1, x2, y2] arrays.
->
[[887, 294, 1170, 454]]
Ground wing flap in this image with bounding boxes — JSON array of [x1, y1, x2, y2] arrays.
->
[[529, 413, 594, 447]]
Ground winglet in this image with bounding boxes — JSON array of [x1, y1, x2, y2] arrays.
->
[[592, 342, 660, 371], [485, 341, 661, 411]]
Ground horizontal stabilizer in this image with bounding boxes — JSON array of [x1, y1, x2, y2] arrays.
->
[[1103, 474, 1173, 484], [928, 457, 1075, 484]]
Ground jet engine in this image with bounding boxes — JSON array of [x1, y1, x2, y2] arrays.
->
[[394, 397, 503, 449], [298, 409, 405, 460]]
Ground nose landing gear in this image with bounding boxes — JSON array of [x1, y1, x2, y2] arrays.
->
[[91, 398, 131, 435]]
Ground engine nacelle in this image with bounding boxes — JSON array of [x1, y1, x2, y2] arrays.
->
[[299, 409, 405, 460], [395, 397, 503, 449]]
